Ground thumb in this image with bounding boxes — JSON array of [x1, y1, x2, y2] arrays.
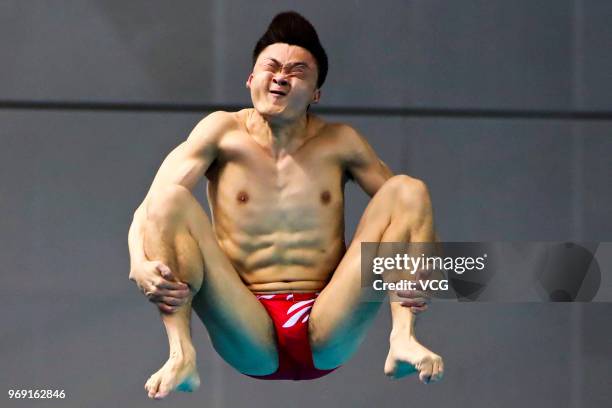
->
[[156, 263, 175, 280]]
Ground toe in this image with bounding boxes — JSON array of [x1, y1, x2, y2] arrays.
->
[[144, 377, 152, 394], [147, 375, 161, 399], [155, 379, 173, 399], [431, 359, 442, 383], [155, 390, 169, 399], [418, 358, 434, 384]]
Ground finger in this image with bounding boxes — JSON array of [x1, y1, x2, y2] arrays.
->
[[155, 279, 189, 290], [396, 290, 430, 301], [397, 293, 428, 302], [399, 299, 428, 307], [149, 294, 182, 306], [396, 289, 416, 298], [155, 262, 171, 276], [399, 298, 429, 310], [399, 298, 428, 307], [147, 285, 189, 303], [143, 286, 157, 299], [149, 291, 190, 305], [156, 296, 184, 306], [158, 303, 177, 314], [156, 263, 179, 281], [410, 304, 429, 314], [152, 288, 191, 299]]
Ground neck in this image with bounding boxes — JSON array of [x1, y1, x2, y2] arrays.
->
[[247, 109, 311, 157]]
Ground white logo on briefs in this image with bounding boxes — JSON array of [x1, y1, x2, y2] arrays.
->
[[282, 299, 316, 328]]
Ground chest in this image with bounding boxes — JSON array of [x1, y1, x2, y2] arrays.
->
[[207, 135, 345, 229]]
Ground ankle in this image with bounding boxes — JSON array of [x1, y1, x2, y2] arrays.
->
[[169, 342, 196, 360], [389, 329, 416, 343]]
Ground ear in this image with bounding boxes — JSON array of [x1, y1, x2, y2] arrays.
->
[[246, 73, 254, 89], [312, 89, 321, 104]]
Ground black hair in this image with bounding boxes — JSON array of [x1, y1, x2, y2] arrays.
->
[[252, 11, 328, 88]]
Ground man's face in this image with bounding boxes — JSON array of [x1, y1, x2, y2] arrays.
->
[[247, 43, 321, 120]]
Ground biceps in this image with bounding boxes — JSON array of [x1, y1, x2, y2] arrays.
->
[[147, 144, 211, 195], [351, 160, 393, 196]]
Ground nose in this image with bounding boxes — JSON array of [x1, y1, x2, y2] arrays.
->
[[273, 75, 288, 87]]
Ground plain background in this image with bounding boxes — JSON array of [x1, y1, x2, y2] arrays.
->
[[1, 1, 611, 407]]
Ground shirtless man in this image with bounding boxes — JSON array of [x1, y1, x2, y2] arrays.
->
[[128, 11, 443, 400]]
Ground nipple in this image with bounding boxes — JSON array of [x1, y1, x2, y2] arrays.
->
[[320, 190, 331, 205], [237, 191, 249, 204]]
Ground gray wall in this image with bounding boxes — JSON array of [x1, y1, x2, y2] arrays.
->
[[1, 1, 611, 408]]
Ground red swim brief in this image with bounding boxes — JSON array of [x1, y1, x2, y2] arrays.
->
[[247, 292, 337, 381]]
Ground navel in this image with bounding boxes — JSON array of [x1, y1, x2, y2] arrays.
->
[[320, 190, 331, 205], [236, 190, 249, 204]]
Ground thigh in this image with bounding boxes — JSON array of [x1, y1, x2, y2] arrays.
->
[[170, 188, 278, 375], [309, 176, 428, 369], [309, 188, 395, 369]]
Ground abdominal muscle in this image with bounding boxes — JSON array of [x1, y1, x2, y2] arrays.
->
[[216, 229, 346, 294]]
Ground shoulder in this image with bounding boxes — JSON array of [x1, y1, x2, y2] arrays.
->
[[190, 111, 240, 137], [317, 121, 374, 164], [183, 111, 243, 151], [326, 122, 369, 147], [313, 119, 365, 147]]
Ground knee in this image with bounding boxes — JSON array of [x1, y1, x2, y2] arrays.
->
[[309, 323, 328, 354], [310, 330, 359, 370], [310, 335, 342, 370], [309, 320, 351, 369], [146, 184, 195, 224], [382, 175, 431, 215]]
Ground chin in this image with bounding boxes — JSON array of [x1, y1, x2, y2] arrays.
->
[[256, 104, 289, 119], [253, 101, 305, 122]]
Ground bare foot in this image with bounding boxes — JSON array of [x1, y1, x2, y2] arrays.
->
[[384, 333, 444, 383], [144, 352, 200, 399]]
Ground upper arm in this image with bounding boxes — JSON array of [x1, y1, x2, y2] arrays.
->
[[141, 111, 234, 205], [341, 125, 394, 196]]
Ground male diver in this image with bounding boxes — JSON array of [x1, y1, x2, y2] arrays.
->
[[128, 11, 443, 399]]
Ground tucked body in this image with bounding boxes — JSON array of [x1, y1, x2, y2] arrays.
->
[[128, 11, 443, 400]]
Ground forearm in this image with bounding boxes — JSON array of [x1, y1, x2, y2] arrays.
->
[[128, 204, 148, 272]]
